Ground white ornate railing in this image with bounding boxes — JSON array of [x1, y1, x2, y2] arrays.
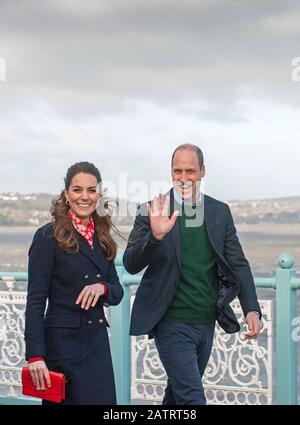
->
[[131, 298, 273, 405], [0, 277, 111, 401], [0, 277, 26, 399], [0, 275, 273, 404]]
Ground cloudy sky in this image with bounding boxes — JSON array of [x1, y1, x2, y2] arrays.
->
[[0, 0, 299, 202]]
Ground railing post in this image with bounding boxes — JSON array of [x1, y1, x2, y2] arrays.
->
[[1, 276, 16, 292], [110, 252, 131, 405], [276, 253, 297, 404]]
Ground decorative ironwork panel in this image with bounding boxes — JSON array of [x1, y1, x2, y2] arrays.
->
[[0, 282, 273, 404], [131, 298, 273, 405], [0, 290, 27, 398], [0, 290, 112, 399]]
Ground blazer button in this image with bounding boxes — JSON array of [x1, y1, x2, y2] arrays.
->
[[99, 319, 104, 324], [84, 275, 89, 279], [88, 320, 92, 325], [96, 274, 101, 279]]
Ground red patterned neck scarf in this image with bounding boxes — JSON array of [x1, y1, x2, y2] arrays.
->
[[68, 209, 95, 249]]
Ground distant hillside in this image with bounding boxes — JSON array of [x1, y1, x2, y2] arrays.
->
[[228, 197, 300, 224], [0, 193, 136, 226], [0, 193, 54, 226], [0, 192, 300, 226]]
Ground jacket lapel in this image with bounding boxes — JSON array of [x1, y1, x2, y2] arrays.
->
[[93, 236, 109, 275], [168, 188, 181, 270], [204, 194, 216, 250], [77, 234, 102, 272]]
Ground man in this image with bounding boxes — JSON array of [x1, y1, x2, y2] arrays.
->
[[123, 144, 262, 405]]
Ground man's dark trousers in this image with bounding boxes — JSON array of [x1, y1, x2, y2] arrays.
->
[[153, 321, 215, 405]]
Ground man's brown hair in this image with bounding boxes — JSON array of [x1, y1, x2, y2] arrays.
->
[[171, 144, 204, 169]]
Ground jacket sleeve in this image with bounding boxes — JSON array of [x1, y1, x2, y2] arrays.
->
[[123, 203, 162, 275], [24, 226, 55, 360], [100, 260, 124, 306], [223, 205, 262, 319]]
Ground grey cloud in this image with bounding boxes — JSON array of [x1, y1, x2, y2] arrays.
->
[[0, 0, 299, 112], [1, 0, 300, 199]]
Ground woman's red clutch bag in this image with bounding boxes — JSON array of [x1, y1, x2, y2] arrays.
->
[[22, 367, 66, 403]]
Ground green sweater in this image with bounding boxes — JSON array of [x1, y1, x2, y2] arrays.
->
[[162, 203, 218, 325]]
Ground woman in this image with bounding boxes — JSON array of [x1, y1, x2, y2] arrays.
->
[[24, 161, 124, 405]]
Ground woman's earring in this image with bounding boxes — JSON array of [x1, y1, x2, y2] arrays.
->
[[66, 200, 70, 206]]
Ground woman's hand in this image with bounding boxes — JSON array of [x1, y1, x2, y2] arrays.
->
[[76, 283, 105, 310], [28, 360, 51, 391]]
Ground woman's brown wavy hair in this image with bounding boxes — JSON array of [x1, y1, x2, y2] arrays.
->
[[51, 161, 119, 260]]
